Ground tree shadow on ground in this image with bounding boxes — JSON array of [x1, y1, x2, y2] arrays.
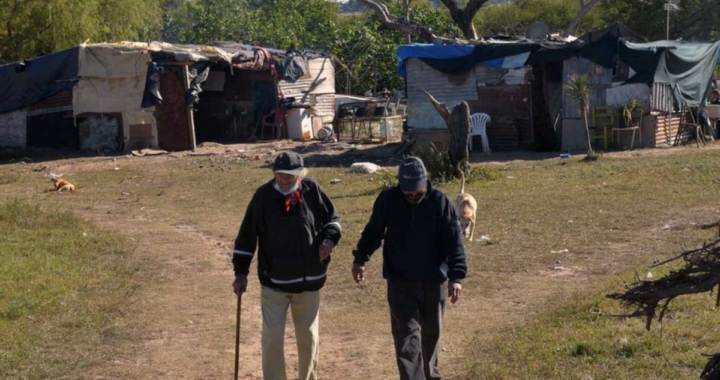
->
[[295, 140, 561, 169], [0, 146, 124, 166]]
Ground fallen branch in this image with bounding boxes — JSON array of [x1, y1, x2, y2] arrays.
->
[[606, 233, 720, 331], [423, 90, 451, 125]]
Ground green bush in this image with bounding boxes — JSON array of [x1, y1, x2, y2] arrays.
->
[[411, 142, 499, 184]]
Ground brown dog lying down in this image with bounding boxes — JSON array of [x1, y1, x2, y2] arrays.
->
[[455, 171, 477, 240], [52, 177, 75, 192]]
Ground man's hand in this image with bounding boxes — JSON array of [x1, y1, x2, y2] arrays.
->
[[233, 274, 248, 296], [351, 263, 365, 284], [319, 239, 334, 261], [448, 282, 462, 304]]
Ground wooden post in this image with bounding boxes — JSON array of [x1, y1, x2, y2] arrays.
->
[[423, 90, 471, 174], [448, 102, 471, 172], [182, 65, 197, 151]]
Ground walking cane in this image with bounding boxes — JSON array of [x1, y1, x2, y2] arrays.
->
[[234, 294, 242, 380]]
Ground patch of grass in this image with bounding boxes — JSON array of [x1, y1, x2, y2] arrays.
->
[[461, 239, 720, 380], [581, 151, 602, 162], [0, 174, 19, 185], [0, 201, 138, 380], [462, 289, 719, 379]]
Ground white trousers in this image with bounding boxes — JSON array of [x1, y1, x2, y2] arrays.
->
[[261, 286, 320, 380]]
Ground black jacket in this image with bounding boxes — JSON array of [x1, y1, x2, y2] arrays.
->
[[353, 182, 467, 283], [233, 178, 341, 293]]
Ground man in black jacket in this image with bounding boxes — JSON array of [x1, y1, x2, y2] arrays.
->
[[232, 151, 341, 380], [352, 156, 467, 380]]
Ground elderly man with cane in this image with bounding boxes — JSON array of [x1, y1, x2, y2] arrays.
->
[[232, 151, 342, 380]]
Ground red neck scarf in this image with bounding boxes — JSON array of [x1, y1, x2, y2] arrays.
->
[[285, 190, 303, 212]]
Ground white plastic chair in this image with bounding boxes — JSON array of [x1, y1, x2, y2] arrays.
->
[[469, 112, 491, 153]]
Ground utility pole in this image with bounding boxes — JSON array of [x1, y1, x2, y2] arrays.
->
[[665, 0, 670, 40], [404, 0, 411, 44]]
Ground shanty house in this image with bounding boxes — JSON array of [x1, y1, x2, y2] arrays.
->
[[397, 24, 720, 152], [0, 42, 335, 152]]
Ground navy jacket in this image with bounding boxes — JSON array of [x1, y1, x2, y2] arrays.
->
[[353, 183, 467, 283], [233, 178, 341, 293]]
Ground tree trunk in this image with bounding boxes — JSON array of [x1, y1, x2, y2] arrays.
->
[[359, 0, 490, 42], [563, 0, 603, 37], [440, 0, 490, 41], [424, 90, 470, 173], [448, 102, 471, 171], [357, 0, 437, 43], [403, 0, 411, 44], [583, 109, 594, 155]]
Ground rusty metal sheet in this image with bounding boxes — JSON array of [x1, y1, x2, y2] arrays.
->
[[155, 71, 192, 151]]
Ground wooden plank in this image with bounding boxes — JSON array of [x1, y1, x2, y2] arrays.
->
[[182, 65, 197, 150]]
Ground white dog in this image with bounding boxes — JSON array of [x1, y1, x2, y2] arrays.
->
[[455, 171, 477, 240]]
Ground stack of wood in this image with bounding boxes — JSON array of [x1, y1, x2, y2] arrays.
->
[[607, 223, 720, 379], [606, 231, 720, 331]]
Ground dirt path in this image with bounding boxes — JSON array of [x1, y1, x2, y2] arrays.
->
[[74, 208, 567, 380]]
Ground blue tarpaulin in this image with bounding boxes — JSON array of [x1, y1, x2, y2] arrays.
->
[[397, 43, 538, 77], [0, 47, 79, 114]]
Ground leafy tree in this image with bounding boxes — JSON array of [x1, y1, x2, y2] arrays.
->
[[162, 0, 252, 44], [0, 0, 162, 63], [358, 0, 489, 41], [244, 0, 339, 51], [162, 0, 339, 51], [332, 1, 459, 95], [564, 74, 594, 156], [474, 0, 605, 37], [601, 0, 720, 40]]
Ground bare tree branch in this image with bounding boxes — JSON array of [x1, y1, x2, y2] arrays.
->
[[358, 0, 491, 42], [606, 234, 720, 330], [563, 0, 603, 37], [438, 0, 491, 40], [423, 89, 451, 125], [357, 0, 437, 43]]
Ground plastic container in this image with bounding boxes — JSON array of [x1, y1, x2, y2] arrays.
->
[[286, 108, 313, 140]]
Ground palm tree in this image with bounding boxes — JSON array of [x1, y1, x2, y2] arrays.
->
[[564, 74, 594, 156]]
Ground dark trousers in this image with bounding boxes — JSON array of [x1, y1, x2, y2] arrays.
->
[[387, 279, 448, 380]]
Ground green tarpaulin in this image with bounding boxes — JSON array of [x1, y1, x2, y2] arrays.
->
[[623, 40, 720, 107]]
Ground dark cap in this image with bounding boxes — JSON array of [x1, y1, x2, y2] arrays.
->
[[398, 156, 427, 192], [273, 151, 305, 176]]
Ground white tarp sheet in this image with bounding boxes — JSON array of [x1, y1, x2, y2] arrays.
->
[[74, 45, 150, 116]]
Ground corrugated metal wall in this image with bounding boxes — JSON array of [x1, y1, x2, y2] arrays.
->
[[654, 113, 685, 146], [406, 58, 478, 129], [311, 93, 335, 136], [0, 108, 28, 147], [279, 57, 335, 135], [470, 85, 533, 151], [651, 83, 674, 113], [475, 66, 507, 85], [28, 91, 73, 115], [279, 57, 335, 107], [562, 57, 612, 119]]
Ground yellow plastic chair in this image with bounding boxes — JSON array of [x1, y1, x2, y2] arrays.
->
[[591, 105, 615, 150]]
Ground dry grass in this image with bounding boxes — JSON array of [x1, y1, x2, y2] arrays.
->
[[0, 201, 139, 380], [1, 142, 720, 379]]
